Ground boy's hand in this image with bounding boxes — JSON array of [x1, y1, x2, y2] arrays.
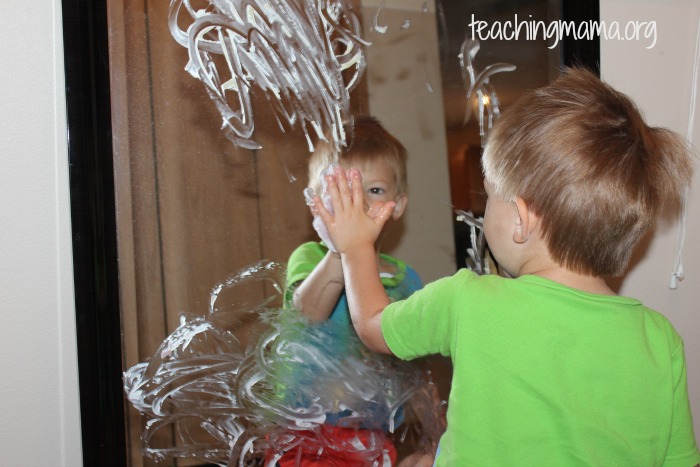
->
[[309, 193, 338, 252], [312, 166, 396, 255]]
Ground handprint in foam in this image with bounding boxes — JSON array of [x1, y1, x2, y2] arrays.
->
[[304, 164, 353, 253]]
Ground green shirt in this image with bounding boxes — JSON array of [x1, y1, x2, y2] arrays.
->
[[279, 241, 423, 430], [382, 269, 700, 466], [286, 241, 423, 327]]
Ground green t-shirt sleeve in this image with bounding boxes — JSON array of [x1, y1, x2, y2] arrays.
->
[[284, 242, 327, 307], [664, 338, 700, 466], [382, 270, 469, 360]]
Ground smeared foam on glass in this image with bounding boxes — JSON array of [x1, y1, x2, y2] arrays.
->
[[459, 38, 516, 145], [168, 0, 369, 152], [124, 260, 444, 466]]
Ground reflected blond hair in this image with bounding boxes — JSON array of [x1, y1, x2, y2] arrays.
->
[[308, 116, 408, 196], [482, 68, 694, 277]]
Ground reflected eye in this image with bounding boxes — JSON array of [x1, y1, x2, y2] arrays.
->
[[368, 187, 385, 195]]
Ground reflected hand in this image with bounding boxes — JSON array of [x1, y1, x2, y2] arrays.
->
[[312, 166, 395, 255]]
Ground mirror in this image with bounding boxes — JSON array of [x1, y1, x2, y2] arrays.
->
[[63, 0, 599, 465]]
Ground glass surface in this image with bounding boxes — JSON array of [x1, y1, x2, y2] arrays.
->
[[66, 0, 596, 464]]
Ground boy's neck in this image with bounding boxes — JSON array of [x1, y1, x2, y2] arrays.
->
[[512, 231, 615, 295]]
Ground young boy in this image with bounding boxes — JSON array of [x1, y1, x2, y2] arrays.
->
[[272, 117, 436, 466], [312, 68, 700, 465], [288, 116, 420, 323]]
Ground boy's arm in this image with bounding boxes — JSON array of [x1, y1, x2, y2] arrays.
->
[[340, 243, 392, 354], [313, 166, 395, 354], [292, 250, 344, 322]]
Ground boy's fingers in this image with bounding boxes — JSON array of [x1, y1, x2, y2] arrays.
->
[[366, 201, 384, 218], [349, 169, 364, 207], [333, 166, 353, 209], [370, 201, 396, 226], [312, 195, 333, 224], [325, 174, 344, 214]]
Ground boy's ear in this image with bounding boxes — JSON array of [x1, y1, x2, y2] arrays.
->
[[513, 197, 535, 244], [391, 194, 408, 220]]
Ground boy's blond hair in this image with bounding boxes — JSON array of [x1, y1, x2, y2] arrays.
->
[[482, 68, 694, 277], [308, 116, 408, 196]]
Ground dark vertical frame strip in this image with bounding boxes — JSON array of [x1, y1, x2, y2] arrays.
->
[[561, 0, 601, 75], [62, 0, 126, 464]]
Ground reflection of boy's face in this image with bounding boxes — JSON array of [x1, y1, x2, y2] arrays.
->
[[340, 159, 406, 219]]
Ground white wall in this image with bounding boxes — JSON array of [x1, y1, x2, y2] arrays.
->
[[601, 0, 700, 445], [362, 0, 456, 283], [0, 1, 83, 465]]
